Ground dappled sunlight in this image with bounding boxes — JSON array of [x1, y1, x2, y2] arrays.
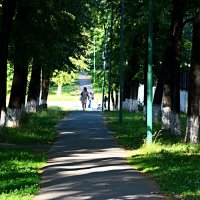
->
[[35, 111, 165, 200], [129, 151, 200, 197]]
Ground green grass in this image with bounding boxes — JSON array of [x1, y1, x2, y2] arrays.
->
[[0, 149, 45, 200], [0, 108, 67, 144], [48, 82, 80, 102], [49, 82, 80, 96], [48, 78, 103, 109], [0, 107, 67, 199], [104, 111, 200, 200], [104, 111, 149, 149], [47, 81, 82, 110], [0, 76, 77, 199]]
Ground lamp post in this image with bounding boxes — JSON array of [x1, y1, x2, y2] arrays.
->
[[147, 0, 153, 145], [108, 0, 113, 111], [93, 36, 96, 83], [119, 0, 124, 123], [102, 20, 108, 111]]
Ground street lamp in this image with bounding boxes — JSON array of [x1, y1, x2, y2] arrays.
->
[[119, 0, 124, 123], [93, 35, 96, 83], [147, 0, 153, 144], [102, 20, 108, 112], [108, 0, 113, 111]]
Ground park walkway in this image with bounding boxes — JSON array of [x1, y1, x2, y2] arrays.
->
[[35, 111, 166, 200]]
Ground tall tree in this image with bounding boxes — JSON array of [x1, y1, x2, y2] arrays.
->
[[0, 0, 16, 126], [162, 0, 185, 136], [41, 69, 50, 108], [7, 2, 30, 127], [26, 59, 41, 113], [185, 5, 200, 144]]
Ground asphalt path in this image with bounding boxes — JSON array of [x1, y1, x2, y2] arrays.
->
[[48, 72, 101, 111], [35, 111, 166, 200], [35, 72, 166, 199]]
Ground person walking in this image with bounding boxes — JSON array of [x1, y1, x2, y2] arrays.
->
[[88, 91, 94, 108], [80, 87, 89, 110], [104, 95, 108, 108]]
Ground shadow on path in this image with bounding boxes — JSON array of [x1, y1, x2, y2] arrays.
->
[[35, 111, 166, 200]]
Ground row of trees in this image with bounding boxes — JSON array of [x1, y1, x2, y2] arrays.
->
[[91, 0, 199, 144], [0, 0, 97, 126], [0, 0, 199, 144]]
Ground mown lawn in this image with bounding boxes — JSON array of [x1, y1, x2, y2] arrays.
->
[[0, 108, 67, 144], [48, 83, 80, 102], [0, 108, 67, 199], [104, 111, 200, 200], [0, 149, 45, 200]]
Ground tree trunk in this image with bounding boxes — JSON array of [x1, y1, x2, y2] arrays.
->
[[129, 81, 139, 112], [185, 8, 200, 144], [143, 56, 148, 120], [41, 71, 50, 108], [7, 44, 29, 127], [123, 81, 130, 111], [111, 88, 115, 110], [6, 2, 31, 127], [153, 71, 163, 123], [57, 84, 62, 96], [0, 0, 16, 126], [115, 90, 119, 111], [124, 49, 140, 112], [26, 60, 41, 113], [170, 0, 184, 136], [162, 0, 185, 134]]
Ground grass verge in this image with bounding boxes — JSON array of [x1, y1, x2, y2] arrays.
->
[[104, 111, 200, 200], [0, 149, 45, 200], [0, 107, 67, 199], [48, 83, 80, 102], [0, 108, 67, 144]]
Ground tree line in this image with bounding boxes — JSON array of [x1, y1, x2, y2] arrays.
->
[[0, 0, 199, 144], [91, 0, 199, 144], [0, 0, 96, 126]]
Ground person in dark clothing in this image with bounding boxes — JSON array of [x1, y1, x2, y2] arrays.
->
[[104, 95, 108, 108]]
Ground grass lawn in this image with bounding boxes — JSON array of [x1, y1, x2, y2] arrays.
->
[[0, 149, 45, 200], [48, 83, 80, 103], [0, 108, 67, 144], [104, 111, 200, 200], [48, 80, 103, 109], [0, 108, 67, 199], [0, 72, 88, 199]]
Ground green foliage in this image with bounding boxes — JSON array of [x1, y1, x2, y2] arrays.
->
[[104, 111, 200, 199], [49, 82, 80, 96], [51, 70, 77, 86], [7, 62, 14, 94], [70, 56, 89, 71], [8, 0, 96, 77]]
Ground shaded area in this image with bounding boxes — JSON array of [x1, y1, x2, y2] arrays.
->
[[35, 111, 165, 200]]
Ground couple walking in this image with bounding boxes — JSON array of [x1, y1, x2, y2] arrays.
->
[[80, 87, 94, 110]]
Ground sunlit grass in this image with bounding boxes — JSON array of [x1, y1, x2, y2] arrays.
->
[[0, 107, 66, 199], [129, 146, 200, 199], [0, 149, 46, 200], [0, 108, 67, 144], [104, 111, 200, 199], [105, 111, 148, 149], [48, 82, 80, 102], [48, 79, 103, 110]]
